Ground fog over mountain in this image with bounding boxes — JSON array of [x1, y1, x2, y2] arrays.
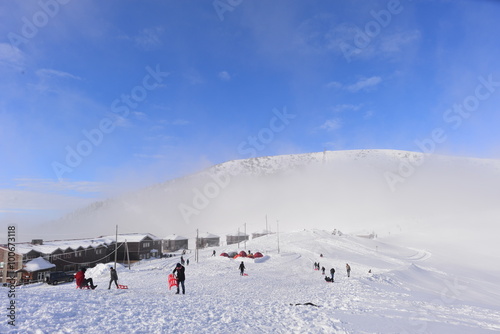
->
[[34, 149, 500, 266]]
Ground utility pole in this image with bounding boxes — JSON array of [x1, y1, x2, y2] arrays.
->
[[114, 225, 118, 269], [125, 240, 130, 270], [244, 223, 247, 250], [196, 229, 199, 263], [277, 220, 280, 254], [237, 227, 240, 248]]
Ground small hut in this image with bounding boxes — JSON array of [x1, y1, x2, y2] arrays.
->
[[17, 257, 56, 284]]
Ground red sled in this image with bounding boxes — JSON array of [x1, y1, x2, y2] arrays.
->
[[118, 284, 128, 289], [168, 274, 178, 290], [243, 273, 248, 276], [76, 285, 91, 289]]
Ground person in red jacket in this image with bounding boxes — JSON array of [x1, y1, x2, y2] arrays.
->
[[75, 267, 97, 289]]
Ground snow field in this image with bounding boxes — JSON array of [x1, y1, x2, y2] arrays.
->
[[2, 230, 499, 333]]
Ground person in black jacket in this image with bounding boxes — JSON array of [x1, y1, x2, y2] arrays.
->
[[108, 267, 119, 289], [330, 268, 335, 282], [239, 261, 245, 276], [173, 263, 185, 294]]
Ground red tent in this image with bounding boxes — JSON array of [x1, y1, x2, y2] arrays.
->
[[238, 251, 247, 257], [253, 252, 263, 258], [220, 252, 229, 257]]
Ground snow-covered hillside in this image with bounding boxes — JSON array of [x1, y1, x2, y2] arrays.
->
[[35, 149, 500, 240], [3, 230, 499, 333]]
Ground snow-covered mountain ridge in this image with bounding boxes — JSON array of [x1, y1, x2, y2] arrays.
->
[[35, 149, 500, 264]]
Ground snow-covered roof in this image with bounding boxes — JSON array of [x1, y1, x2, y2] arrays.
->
[[199, 232, 219, 239], [253, 229, 273, 235], [15, 237, 115, 255], [100, 233, 162, 243], [226, 232, 249, 237], [23, 257, 56, 272], [164, 234, 188, 240], [15, 233, 161, 256]]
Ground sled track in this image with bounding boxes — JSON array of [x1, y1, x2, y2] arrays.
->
[[405, 248, 431, 262]]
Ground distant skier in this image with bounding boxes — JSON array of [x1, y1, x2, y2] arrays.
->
[[108, 267, 118, 289], [186, 259, 189, 266], [239, 261, 245, 276], [180, 256, 185, 265], [321, 267, 325, 275], [330, 268, 335, 282], [212, 250, 216, 257], [75, 267, 97, 289], [346, 263, 351, 278], [172, 263, 185, 294]]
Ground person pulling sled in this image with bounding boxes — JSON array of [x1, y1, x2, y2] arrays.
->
[[172, 263, 185, 294]]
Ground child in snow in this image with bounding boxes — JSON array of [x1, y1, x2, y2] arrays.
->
[[346, 263, 351, 278], [239, 261, 245, 276], [321, 267, 325, 275], [108, 267, 118, 289], [330, 268, 335, 282]]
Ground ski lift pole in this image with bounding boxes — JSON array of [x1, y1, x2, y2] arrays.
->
[[114, 225, 118, 270]]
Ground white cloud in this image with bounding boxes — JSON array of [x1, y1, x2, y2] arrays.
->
[[320, 118, 342, 131], [326, 77, 382, 92], [0, 188, 95, 221], [331, 104, 362, 113], [172, 119, 189, 125], [134, 153, 166, 159], [363, 110, 374, 119], [134, 26, 164, 50], [218, 71, 231, 81], [0, 42, 24, 69], [36, 68, 82, 80], [380, 30, 421, 54], [184, 69, 204, 85], [346, 76, 382, 92], [325, 81, 342, 89], [14, 178, 108, 193], [110, 114, 132, 128], [144, 134, 172, 142], [132, 111, 148, 121]]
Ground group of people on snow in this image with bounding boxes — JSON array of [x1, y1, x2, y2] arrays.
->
[[320, 262, 352, 283], [75, 266, 120, 290]]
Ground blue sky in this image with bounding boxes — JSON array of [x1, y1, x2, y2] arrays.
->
[[1, 0, 500, 225]]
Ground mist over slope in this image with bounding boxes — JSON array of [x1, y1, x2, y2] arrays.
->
[[35, 149, 500, 265]]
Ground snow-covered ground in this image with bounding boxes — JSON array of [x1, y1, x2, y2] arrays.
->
[[3, 230, 500, 333]]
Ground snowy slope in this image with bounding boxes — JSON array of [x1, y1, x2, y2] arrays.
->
[[3, 230, 499, 334], [33, 149, 500, 242]]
